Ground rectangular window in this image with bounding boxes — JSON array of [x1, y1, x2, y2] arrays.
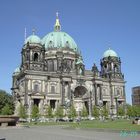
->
[[34, 84, 39, 92], [51, 86, 55, 93], [48, 60, 54, 71]]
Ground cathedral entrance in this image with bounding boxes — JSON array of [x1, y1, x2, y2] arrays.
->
[[50, 100, 56, 109], [33, 99, 40, 107], [73, 86, 88, 116]]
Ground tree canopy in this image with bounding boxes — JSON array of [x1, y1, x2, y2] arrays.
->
[[81, 105, 88, 117], [92, 105, 99, 118], [31, 105, 39, 119], [45, 105, 53, 118], [67, 104, 77, 119], [55, 105, 64, 118], [0, 89, 14, 115], [126, 104, 140, 118], [18, 103, 27, 119]]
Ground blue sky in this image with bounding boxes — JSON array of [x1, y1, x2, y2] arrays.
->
[[0, 0, 140, 104]]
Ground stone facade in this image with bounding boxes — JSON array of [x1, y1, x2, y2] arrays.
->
[[11, 15, 126, 118]]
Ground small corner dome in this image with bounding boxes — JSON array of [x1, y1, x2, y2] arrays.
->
[[13, 67, 20, 75], [41, 31, 78, 52], [103, 48, 118, 58], [76, 57, 84, 65], [25, 35, 41, 44]]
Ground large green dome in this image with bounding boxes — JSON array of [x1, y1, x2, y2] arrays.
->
[[42, 31, 78, 51], [42, 13, 78, 52], [103, 48, 118, 58]]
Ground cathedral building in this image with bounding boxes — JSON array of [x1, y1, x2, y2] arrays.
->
[[11, 14, 126, 118]]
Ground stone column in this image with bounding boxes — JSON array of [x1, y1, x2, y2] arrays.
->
[[99, 85, 103, 100], [110, 83, 114, 117], [115, 97, 118, 116], [28, 96, 32, 122], [39, 99, 44, 116], [48, 100, 50, 106], [68, 82, 71, 100], [94, 83, 97, 106], [55, 100, 58, 108], [57, 58, 61, 71], [88, 91, 92, 118], [24, 79, 28, 107], [61, 81, 65, 105]]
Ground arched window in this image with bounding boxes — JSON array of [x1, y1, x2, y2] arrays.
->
[[67, 60, 71, 69], [117, 89, 120, 96], [34, 84, 39, 92], [34, 53, 39, 61]]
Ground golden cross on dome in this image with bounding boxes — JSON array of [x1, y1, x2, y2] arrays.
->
[[54, 12, 61, 31]]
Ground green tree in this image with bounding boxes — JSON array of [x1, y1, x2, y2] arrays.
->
[[31, 105, 39, 119], [68, 105, 77, 119], [55, 105, 64, 118], [18, 103, 27, 119], [132, 105, 140, 117], [125, 104, 140, 118], [81, 105, 88, 118], [92, 105, 99, 118], [102, 106, 109, 119], [117, 105, 125, 117], [1, 104, 13, 115], [46, 105, 53, 118], [126, 104, 132, 118], [0, 90, 14, 115]]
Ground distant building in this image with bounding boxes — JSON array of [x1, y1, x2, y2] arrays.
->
[[11, 14, 126, 118], [132, 86, 140, 105]]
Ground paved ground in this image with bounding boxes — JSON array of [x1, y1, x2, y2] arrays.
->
[[0, 126, 139, 140]]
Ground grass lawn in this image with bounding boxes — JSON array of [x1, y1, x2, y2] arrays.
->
[[22, 119, 140, 131], [68, 120, 140, 131]]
